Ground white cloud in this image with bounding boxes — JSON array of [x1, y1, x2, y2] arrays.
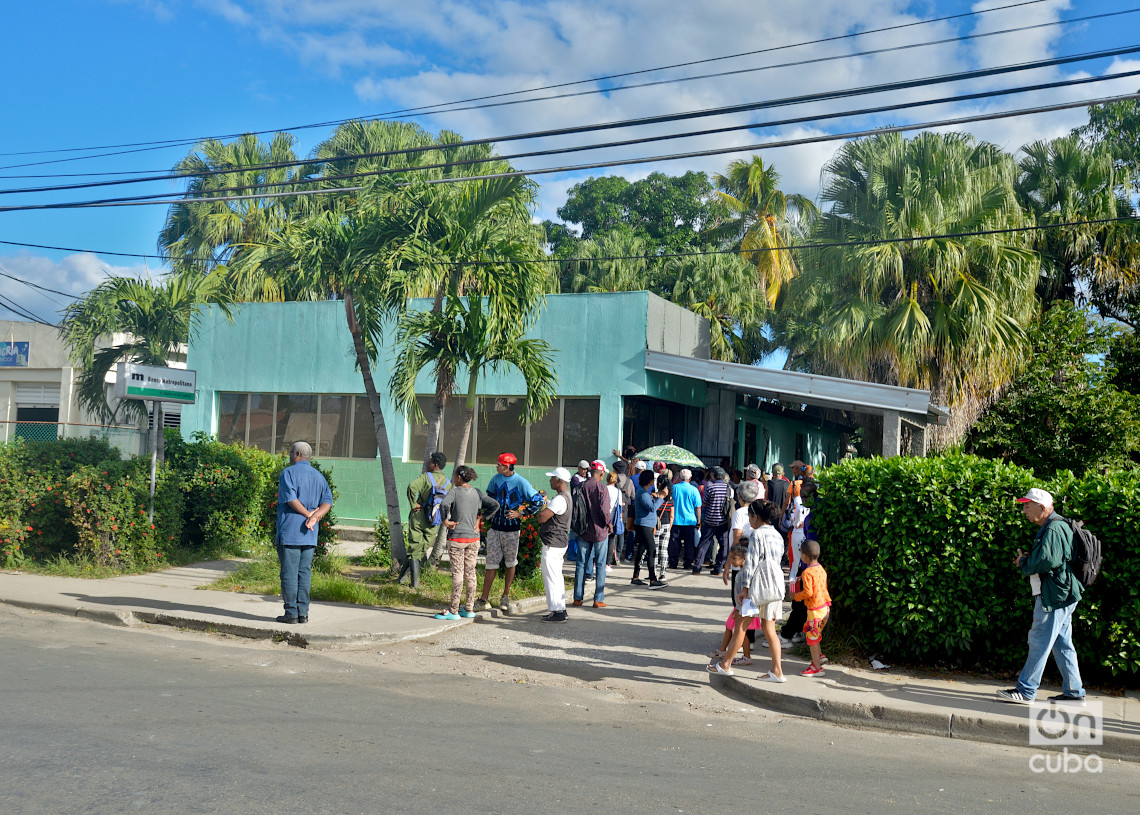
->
[[188, 0, 1117, 220], [0, 254, 154, 325]]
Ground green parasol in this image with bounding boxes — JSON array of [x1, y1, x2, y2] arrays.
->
[[634, 444, 704, 468]]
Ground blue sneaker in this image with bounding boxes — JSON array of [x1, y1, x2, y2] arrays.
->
[[458, 609, 477, 618], [434, 611, 460, 620]]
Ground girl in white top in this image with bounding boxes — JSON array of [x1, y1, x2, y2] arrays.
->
[[709, 499, 786, 680], [605, 471, 624, 571], [746, 500, 787, 682]]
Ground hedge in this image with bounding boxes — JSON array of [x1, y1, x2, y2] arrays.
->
[[0, 435, 338, 569], [814, 454, 1140, 679]]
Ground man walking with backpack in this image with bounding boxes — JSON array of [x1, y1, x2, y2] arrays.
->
[[997, 488, 1086, 705], [403, 452, 449, 587]]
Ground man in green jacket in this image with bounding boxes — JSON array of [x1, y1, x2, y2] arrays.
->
[[400, 452, 449, 587], [997, 488, 1086, 705]]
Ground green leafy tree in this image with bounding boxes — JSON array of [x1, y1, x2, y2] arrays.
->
[[705, 155, 817, 307], [60, 271, 233, 462], [1015, 134, 1135, 305], [553, 171, 725, 257], [158, 133, 301, 275], [966, 302, 1140, 476], [780, 132, 1037, 444], [390, 295, 557, 468], [1078, 93, 1140, 194], [667, 252, 767, 363]]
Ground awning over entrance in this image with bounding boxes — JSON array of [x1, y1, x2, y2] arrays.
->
[[644, 350, 949, 456]]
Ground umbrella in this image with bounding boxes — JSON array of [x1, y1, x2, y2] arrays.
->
[[634, 444, 704, 468]]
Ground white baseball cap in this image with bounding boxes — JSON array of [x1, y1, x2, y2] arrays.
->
[[634, 460, 648, 471], [546, 467, 572, 483], [577, 459, 591, 470], [1016, 487, 1053, 505]]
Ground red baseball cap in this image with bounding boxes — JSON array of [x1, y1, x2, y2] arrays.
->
[[591, 459, 607, 471], [653, 461, 667, 472], [497, 452, 518, 467]]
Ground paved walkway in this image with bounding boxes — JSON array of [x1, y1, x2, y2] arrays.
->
[[0, 560, 1136, 761]]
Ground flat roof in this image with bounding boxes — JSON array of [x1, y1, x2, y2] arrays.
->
[[644, 350, 948, 423]]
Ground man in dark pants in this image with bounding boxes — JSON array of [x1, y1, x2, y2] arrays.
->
[[275, 441, 333, 625], [667, 468, 702, 570], [694, 466, 732, 575]]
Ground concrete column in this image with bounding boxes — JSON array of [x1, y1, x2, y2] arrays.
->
[[908, 422, 927, 457], [882, 410, 901, 458]]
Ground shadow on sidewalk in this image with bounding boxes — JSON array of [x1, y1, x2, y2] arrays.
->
[[64, 594, 274, 624], [451, 646, 705, 689]]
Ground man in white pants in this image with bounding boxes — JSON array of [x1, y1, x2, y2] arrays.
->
[[536, 468, 573, 622]]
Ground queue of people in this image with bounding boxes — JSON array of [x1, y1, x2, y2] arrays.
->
[[274, 442, 1087, 701]]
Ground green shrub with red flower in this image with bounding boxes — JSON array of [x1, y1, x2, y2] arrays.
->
[[515, 514, 542, 578], [0, 433, 337, 572], [65, 459, 184, 568]]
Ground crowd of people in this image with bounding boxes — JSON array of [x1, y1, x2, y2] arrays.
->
[[404, 445, 831, 674], [274, 442, 1083, 701]]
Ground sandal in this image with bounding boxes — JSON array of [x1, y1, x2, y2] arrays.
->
[[759, 671, 787, 683], [731, 656, 753, 666], [706, 662, 734, 676]]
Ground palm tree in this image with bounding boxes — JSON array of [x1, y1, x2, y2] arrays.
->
[[706, 156, 817, 307], [158, 133, 301, 276], [781, 132, 1038, 445], [59, 270, 232, 462], [233, 183, 415, 566], [668, 252, 768, 363], [390, 294, 557, 469], [558, 229, 656, 294], [1015, 134, 1136, 305]]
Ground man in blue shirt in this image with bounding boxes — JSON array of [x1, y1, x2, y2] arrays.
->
[[275, 441, 333, 624], [476, 452, 544, 611], [668, 468, 702, 570]]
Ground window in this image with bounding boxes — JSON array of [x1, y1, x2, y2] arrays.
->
[[248, 394, 275, 452], [477, 396, 526, 464], [217, 393, 380, 459], [318, 395, 352, 458], [352, 396, 378, 459], [527, 400, 560, 467], [275, 395, 318, 454], [562, 398, 599, 466], [402, 396, 600, 467]]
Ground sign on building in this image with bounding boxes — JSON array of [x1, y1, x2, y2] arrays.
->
[[0, 341, 30, 367], [115, 362, 196, 404]]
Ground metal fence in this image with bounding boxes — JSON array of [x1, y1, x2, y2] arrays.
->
[[0, 420, 149, 459]]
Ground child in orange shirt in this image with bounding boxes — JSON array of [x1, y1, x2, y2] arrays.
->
[[792, 539, 831, 677]]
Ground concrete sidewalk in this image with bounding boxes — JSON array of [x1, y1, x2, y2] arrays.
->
[[0, 561, 533, 649], [0, 560, 1136, 761]]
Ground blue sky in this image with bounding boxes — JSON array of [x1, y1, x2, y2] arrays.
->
[[0, 0, 1136, 324]]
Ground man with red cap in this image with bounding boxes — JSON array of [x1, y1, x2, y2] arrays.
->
[[475, 452, 544, 611]]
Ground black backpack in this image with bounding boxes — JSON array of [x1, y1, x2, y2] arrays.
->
[[1054, 515, 1103, 587], [570, 485, 592, 538]]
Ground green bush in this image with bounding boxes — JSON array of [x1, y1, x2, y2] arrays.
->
[[815, 454, 1140, 679], [64, 459, 184, 568], [360, 515, 394, 568]]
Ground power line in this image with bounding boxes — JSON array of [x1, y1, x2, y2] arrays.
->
[[366, 7, 1140, 121], [0, 0, 1051, 163], [4, 215, 1137, 275], [2, 90, 1137, 213], [5, 67, 1135, 205], [0, 262, 82, 298], [4, 43, 1137, 200]]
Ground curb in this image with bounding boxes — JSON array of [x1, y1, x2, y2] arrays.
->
[[720, 673, 1140, 763]]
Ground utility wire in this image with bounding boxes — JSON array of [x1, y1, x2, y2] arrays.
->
[[0, 0, 1050, 162], [367, 7, 1140, 121], [3, 215, 1137, 273], [5, 67, 1135, 203], [0, 262, 82, 298], [4, 43, 1137, 197], [2, 90, 1137, 213]]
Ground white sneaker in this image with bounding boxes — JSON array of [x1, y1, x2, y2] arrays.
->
[[791, 633, 805, 644], [605, 566, 614, 574], [777, 636, 793, 646]]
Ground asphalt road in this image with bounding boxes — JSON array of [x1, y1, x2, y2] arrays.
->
[[1, 606, 1137, 815]]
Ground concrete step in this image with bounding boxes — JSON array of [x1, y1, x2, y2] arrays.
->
[[335, 525, 374, 543]]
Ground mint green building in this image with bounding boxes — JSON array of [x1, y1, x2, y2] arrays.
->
[[182, 292, 942, 525]]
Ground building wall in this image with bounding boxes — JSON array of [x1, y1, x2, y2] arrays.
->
[[733, 404, 844, 472]]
